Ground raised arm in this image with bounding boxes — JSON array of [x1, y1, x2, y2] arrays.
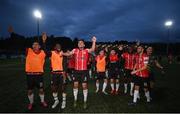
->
[[41, 32, 52, 57], [88, 36, 96, 53], [62, 50, 74, 57], [42, 32, 47, 49]]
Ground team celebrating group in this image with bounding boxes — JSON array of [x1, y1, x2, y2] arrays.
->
[[25, 33, 164, 110]]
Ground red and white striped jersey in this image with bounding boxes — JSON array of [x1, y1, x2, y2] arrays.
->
[[122, 52, 135, 70], [72, 48, 89, 71], [134, 53, 149, 78]]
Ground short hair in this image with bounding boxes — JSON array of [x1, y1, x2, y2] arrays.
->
[[54, 43, 61, 47], [137, 45, 144, 49], [78, 39, 85, 43], [33, 41, 40, 45], [111, 48, 117, 52]]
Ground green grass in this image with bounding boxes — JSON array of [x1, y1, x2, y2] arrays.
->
[[0, 58, 180, 113]]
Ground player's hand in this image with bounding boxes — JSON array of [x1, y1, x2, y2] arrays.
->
[[42, 32, 47, 43], [131, 71, 136, 75], [92, 36, 96, 42]]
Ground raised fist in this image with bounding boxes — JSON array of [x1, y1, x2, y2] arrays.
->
[[92, 36, 96, 42], [42, 32, 47, 43]]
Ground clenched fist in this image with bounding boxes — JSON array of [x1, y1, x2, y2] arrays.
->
[[92, 36, 97, 42], [42, 32, 47, 43]]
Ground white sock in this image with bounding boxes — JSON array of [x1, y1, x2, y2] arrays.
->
[[116, 83, 119, 91], [133, 90, 139, 103], [110, 83, 114, 90], [130, 82, 134, 93], [102, 82, 107, 92], [39, 94, 45, 103], [124, 83, 128, 93], [28, 94, 34, 104], [53, 92, 58, 101], [73, 88, 78, 101], [83, 89, 88, 103], [96, 82, 99, 91], [145, 91, 150, 102], [62, 93, 66, 101]]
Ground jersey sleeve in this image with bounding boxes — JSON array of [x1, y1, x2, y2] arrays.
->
[[86, 48, 90, 53]]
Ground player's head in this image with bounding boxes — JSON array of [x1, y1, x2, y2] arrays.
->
[[146, 46, 153, 55], [137, 45, 144, 54], [128, 46, 133, 53], [119, 45, 123, 51], [32, 41, 41, 51], [78, 39, 85, 49], [99, 50, 105, 56], [54, 43, 61, 51], [110, 49, 116, 55]]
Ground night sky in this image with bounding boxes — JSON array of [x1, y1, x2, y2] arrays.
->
[[0, 0, 180, 42]]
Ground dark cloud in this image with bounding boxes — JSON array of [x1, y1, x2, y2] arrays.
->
[[0, 0, 180, 42]]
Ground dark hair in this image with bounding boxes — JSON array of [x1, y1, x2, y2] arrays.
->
[[78, 39, 85, 43], [54, 43, 61, 47], [147, 46, 153, 49], [137, 45, 144, 49], [111, 48, 117, 52], [98, 49, 105, 53], [54, 43, 62, 49], [33, 41, 40, 45]]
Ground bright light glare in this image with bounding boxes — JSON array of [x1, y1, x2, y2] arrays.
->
[[33, 10, 42, 19], [165, 20, 173, 27]]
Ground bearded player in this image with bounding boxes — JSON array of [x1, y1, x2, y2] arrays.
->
[[128, 45, 151, 106], [64, 37, 96, 109]]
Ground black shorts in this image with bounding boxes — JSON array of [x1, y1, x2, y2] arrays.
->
[[108, 68, 120, 79], [73, 70, 88, 83], [27, 74, 44, 90], [131, 75, 137, 83], [134, 76, 149, 88], [148, 72, 155, 82], [95, 72, 106, 80], [124, 69, 133, 78], [119, 69, 125, 77], [51, 73, 63, 86], [67, 68, 74, 74]]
